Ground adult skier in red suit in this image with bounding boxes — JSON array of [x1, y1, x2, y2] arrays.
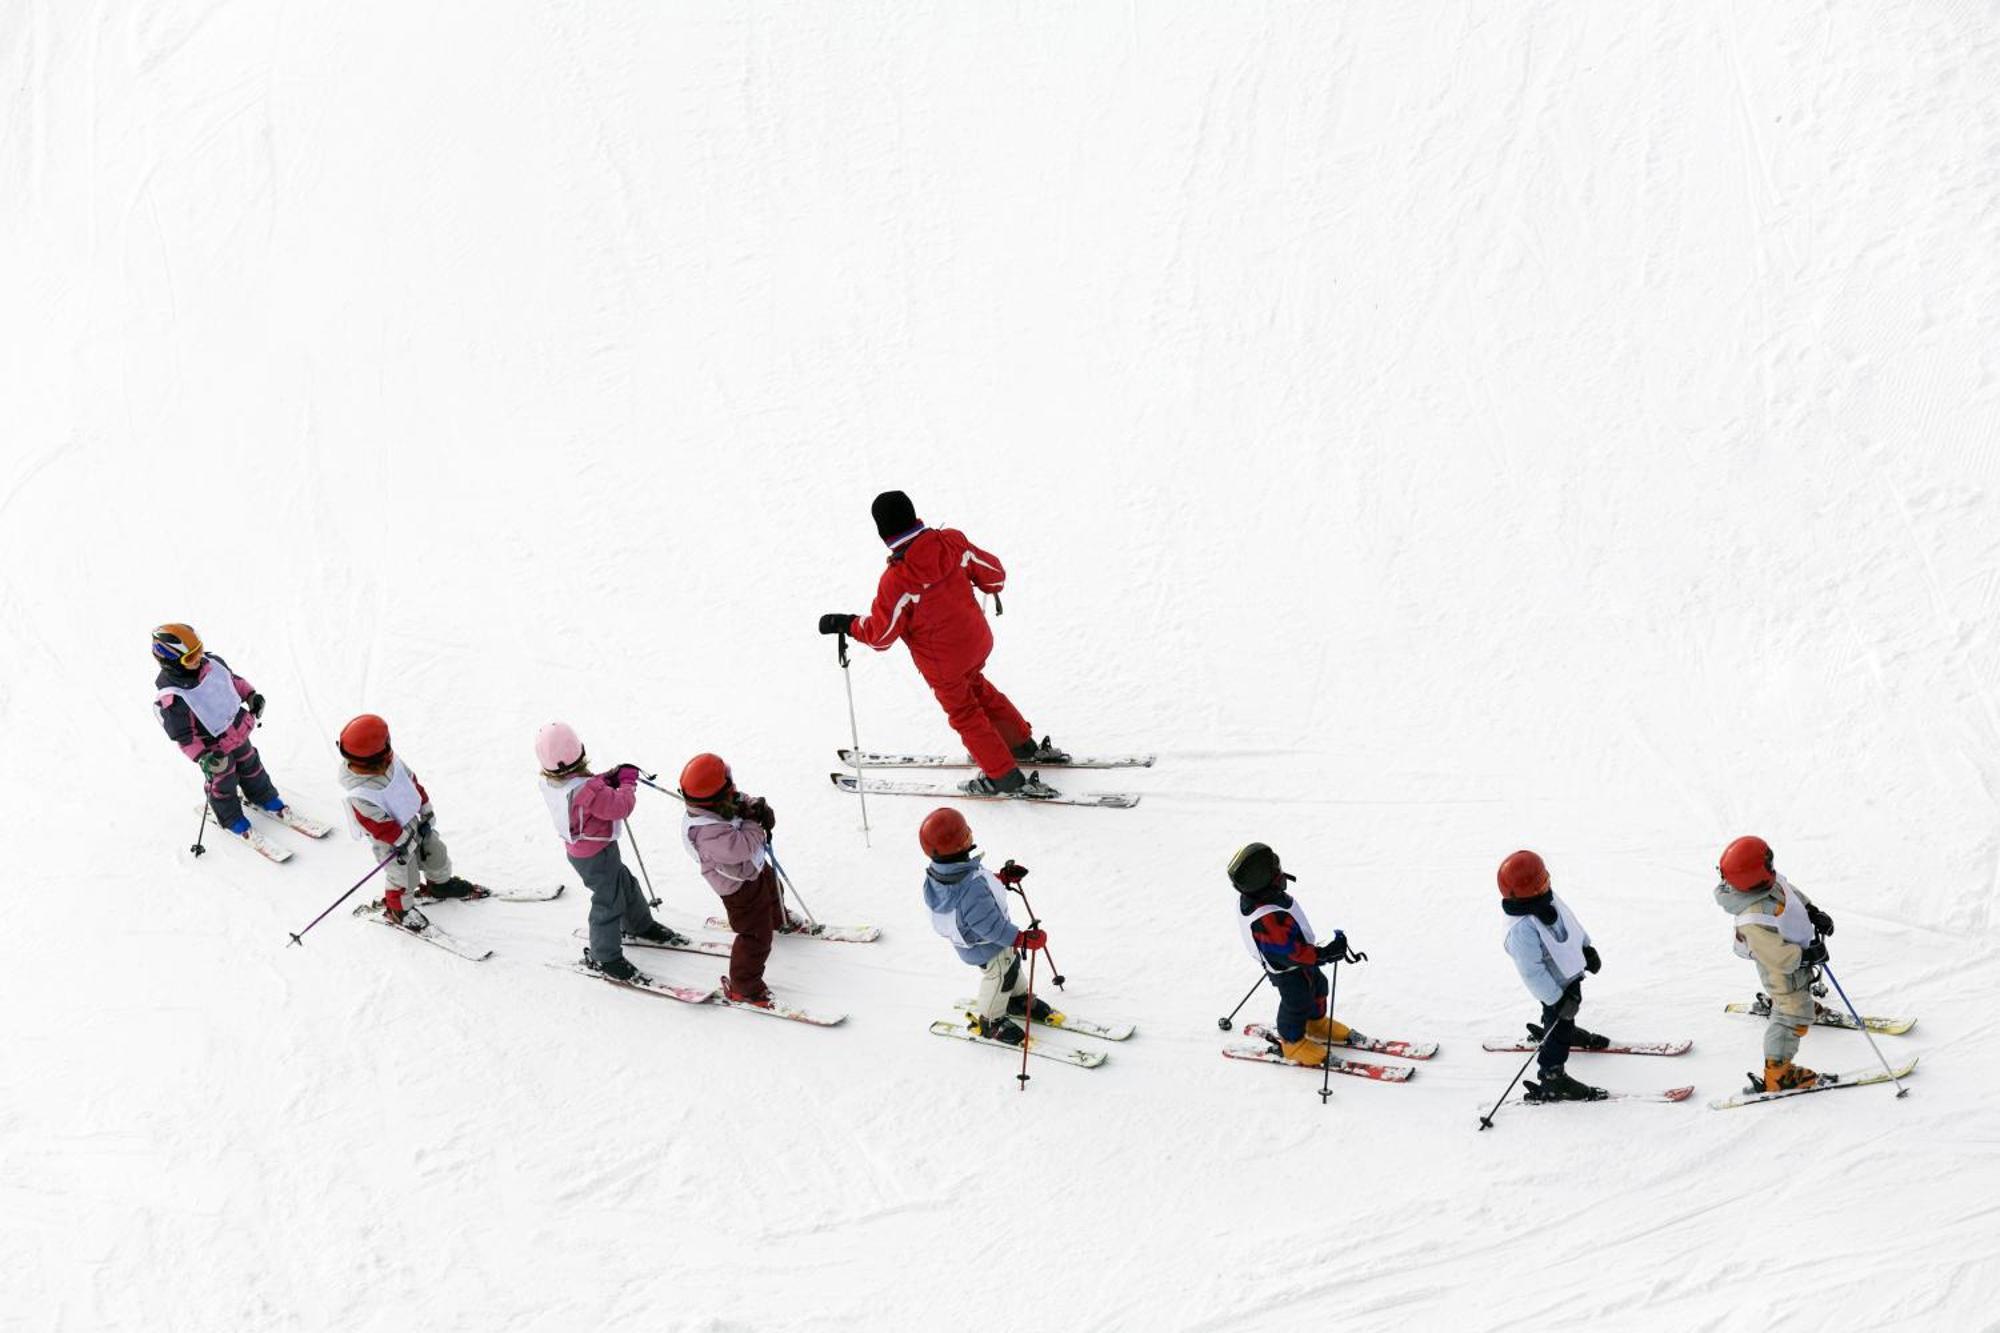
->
[[819, 491, 1066, 795]]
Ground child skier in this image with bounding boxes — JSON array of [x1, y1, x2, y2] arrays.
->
[[1229, 842, 1367, 1065], [1715, 835, 1837, 1092], [817, 490, 1066, 796], [1497, 850, 1609, 1102], [336, 714, 480, 930], [151, 623, 304, 846], [535, 722, 682, 982], [920, 807, 1051, 1044], [677, 752, 806, 1006]]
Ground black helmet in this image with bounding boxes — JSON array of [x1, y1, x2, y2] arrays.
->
[[1228, 842, 1293, 894]]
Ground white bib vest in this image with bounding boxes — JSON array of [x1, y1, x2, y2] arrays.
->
[[1238, 896, 1316, 972], [1732, 874, 1816, 959], [161, 661, 243, 738], [1529, 894, 1589, 984], [347, 759, 422, 839], [542, 775, 618, 848], [931, 866, 1010, 950], [680, 811, 769, 879]]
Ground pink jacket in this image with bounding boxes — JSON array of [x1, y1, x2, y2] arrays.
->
[[684, 814, 770, 897], [562, 772, 637, 858]]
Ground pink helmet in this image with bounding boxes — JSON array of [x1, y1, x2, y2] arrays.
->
[[535, 721, 586, 775]]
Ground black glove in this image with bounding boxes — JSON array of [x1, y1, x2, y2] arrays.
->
[[997, 860, 1030, 887], [1583, 945, 1602, 974], [1806, 903, 1835, 939], [1554, 980, 1583, 1020], [246, 692, 266, 719], [818, 613, 854, 636], [415, 813, 435, 841], [1316, 931, 1349, 966], [743, 796, 776, 832], [1801, 938, 1829, 967]]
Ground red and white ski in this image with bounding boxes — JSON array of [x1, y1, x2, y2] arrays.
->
[[553, 960, 717, 1004], [1221, 1038, 1414, 1082]]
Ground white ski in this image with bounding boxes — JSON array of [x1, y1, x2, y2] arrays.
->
[[839, 748, 1155, 770], [953, 998, 1134, 1041], [552, 960, 717, 1004], [255, 804, 335, 839], [363, 911, 492, 961], [928, 1019, 1105, 1067], [1707, 1058, 1919, 1110], [707, 915, 881, 944], [831, 772, 1139, 809]]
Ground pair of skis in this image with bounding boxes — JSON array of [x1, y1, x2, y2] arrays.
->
[[570, 918, 883, 1024], [928, 1001, 1137, 1069], [354, 883, 567, 962], [557, 959, 846, 1026], [830, 749, 1152, 809], [200, 802, 336, 863], [1221, 1024, 1438, 1083]]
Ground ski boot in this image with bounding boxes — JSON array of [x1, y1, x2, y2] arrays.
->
[[975, 1014, 1028, 1045], [1306, 1015, 1355, 1046], [960, 767, 1030, 796], [1525, 1021, 1610, 1051], [1523, 1067, 1608, 1103], [631, 922, 690, 947], [585, 950, 648, 984], [1010, 736, 1072, 765], [226, 815, 254, 837], [1006, 994, 1057, 1023], [385, 905, 430, 933], [721, 974, 775, 1007], [1278, 1035, 1334, 1066], [776, 911, 817, 936], [422, 877, 486, 900], [1752, 1059, 1827, 1094], [258, 797, 287, 815]]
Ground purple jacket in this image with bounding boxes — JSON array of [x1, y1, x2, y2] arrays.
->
[[682, 808, 771, 897], [154, 655, 256, 759], [561, 772, 638, 859]]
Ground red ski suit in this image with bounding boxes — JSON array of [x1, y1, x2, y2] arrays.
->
[[845, 527, 1031, 777]]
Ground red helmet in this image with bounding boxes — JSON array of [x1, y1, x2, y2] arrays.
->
[[338, 713, 392, 765], [1497, 850, 1551, 899], [679, 753, 733, 803], [919, 806, 974, 858], [1719, 835, 1775, 892]]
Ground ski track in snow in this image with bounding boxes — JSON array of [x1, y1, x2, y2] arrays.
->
[[6, 2, 2000, 1329]]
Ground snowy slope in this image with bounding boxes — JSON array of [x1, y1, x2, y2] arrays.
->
[[5, 2, 2000, 1328]]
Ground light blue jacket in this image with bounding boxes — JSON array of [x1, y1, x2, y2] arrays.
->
[[923, 854, 1020, 966], [1503, 900, 1592, 1006]]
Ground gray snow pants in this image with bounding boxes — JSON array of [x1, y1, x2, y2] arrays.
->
[[570, 842, 656, 967], [386, 826, 452, 896]]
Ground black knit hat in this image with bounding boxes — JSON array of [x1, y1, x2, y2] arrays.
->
[[872, 490, 922, 543], [1228, 842, 1294, 894]]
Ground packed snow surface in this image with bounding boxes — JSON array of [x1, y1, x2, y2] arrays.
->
[[6, 3, 2000, 1329]]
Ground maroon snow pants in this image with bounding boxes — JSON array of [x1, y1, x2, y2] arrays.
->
[[925, 657, 1031, 777], [721, 866, 785, 995]]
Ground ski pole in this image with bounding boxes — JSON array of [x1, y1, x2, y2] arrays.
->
[[998, 861, 1064, 989], [1318, 957, 1341, 1104], [190, 801, 211, 858], [837, 633, 872, 846], [625, 823, 661, 909], [766, 845, 818, 928], [1217, 973, 1265, 1032], [1820, 963, 1911, 1098], [1477, 1018, 1563, 1130], [286, 839, 408, 947], [1017, 938, 1039, 1092]]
